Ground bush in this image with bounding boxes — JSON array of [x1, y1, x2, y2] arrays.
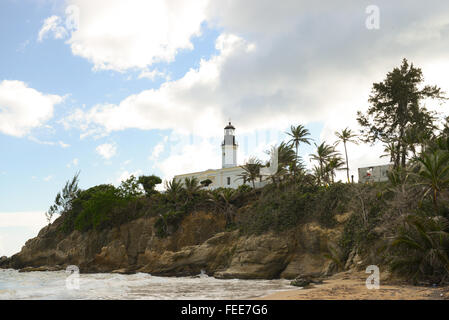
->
[[74, 185, 129, 231], [387, 214, 449, 283], [61, 179, 145, 233], [154, 210, 186, 237], [237, 183, 353, 235]]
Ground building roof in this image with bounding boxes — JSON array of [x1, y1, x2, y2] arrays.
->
[[174, 165, 243, 178], [224, 122, 235, 130]]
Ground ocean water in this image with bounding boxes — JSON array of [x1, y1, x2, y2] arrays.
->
[[0, 269, 295, 300]]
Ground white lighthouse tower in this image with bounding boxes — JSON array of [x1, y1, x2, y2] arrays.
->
[[222, 122, 238, 168], [174, 121, 269, 189]]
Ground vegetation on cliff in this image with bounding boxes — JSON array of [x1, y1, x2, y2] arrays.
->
[[41, 59, 449, 284]]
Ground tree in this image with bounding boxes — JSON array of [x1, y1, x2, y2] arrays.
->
[[118, 175, 143, 198], [263, 143, 295, 186], [381, 142, 400, 164], [325, 155, 346, 183], [389, 214, 449, 283], [357, 59, 444, 169], [310, 142, 338, 185], [238, 157, 262, 189], [184, 177, 201, 204], [414, 150, 449, 211], [286, 124, 312, 158], [138, 175, 162, 197], [335, 128, 358, 183], [45, 172, 81, 225], [286, 125, 312, 177], [164, 178, 184, 203], [208, 188, 239, 226]]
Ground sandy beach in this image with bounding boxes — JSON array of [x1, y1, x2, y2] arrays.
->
[[259, 271, 449, 300]]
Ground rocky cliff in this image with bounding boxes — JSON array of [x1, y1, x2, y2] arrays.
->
[[0, 211, 350, 279]]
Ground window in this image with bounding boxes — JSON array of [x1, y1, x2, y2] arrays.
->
[[227, 177, 231, 185]]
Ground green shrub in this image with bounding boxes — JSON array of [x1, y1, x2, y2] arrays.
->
[[61, 180, 144, 233], [154, 210, 186, 237], [237, 183, 352, 235], [388, 214, 449, 283]]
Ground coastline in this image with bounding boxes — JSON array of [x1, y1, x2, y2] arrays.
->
[[258, 271, 449, 300]]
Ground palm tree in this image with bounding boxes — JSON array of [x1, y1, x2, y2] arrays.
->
[[265, 142, 297, 184], [335, 128, 358, 183], [164, 178, 184, 203], [310, 142, 337, 185], [312, 165, 323, 185], [325, 155, 346, 183], [381, 142, 399, 166], [183, 177, 201, 204], [389, 214, 449, 283], [286, 125, 312, 171], [208, 188, 239, 226], [238, 157, 262, 189], [414, 150, 449, 211]]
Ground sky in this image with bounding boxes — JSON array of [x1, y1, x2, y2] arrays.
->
[[1, 0, 449, 257]]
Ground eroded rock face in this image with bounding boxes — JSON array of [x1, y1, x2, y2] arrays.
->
[[0, 256, 8, 268], [1, 211, 346, 279], [214, 233, 290, 279]]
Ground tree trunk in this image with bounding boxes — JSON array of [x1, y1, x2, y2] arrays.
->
[[401, 145, 407, 168], [319, 161, 323, 186], [395, 142, 401, 169], [399, 101, 407, 168], [294, 144, 299, 182], [344, 142, 350, 183], [433, 188, 439, 212]]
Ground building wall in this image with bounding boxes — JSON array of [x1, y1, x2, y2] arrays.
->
[[174, 166, 269, 190], [358, 164, 391, 183]]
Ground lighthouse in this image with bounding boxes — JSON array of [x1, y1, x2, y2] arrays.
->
[[174, 121, 268, 189], [222, 122, 238, 168]]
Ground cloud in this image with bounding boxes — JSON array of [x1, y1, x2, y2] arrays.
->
[[116, 169, 143, 184], [138, 69, 169, 81], [153, 129, 282, 183], [27, 136, 71, 148], [64, 1, 449, 142], [37, 15, 68, 42], [319, 113, 388, 182], [96, 143, 117, 159], [59, 141, 70, 148], [55, 0, 209, 71], [66, 158, 79, 168], [62, 2, 449, 179], [0, 80, 63, 137], [17, 39, 30, 52], [0, 211, 47, 257], [149, 141, 165, 161], [64, 33, 256, 138], [43, 175, 53, 182], [0, 211, 47, 229], [155, 134, 220, 183]]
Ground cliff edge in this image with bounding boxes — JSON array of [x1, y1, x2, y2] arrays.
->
[[0, 211, 349, 279]]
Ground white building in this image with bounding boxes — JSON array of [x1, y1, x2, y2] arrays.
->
[[174, 122, 268, 189], [358, 164, 392, 183]]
